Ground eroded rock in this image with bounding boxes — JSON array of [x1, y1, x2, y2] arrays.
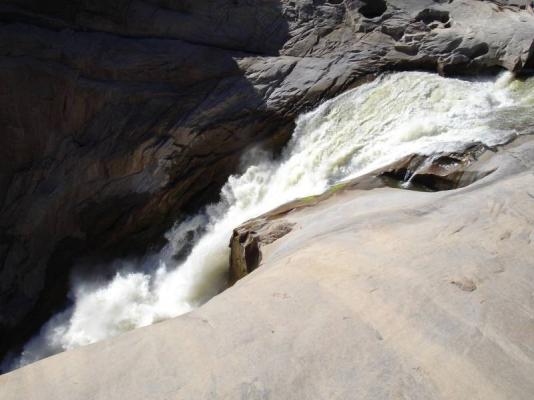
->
[[229, 219, 295, 285], [379, 144, 494, 191]]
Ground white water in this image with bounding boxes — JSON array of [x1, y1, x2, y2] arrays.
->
[[12, 71, 532, 369]]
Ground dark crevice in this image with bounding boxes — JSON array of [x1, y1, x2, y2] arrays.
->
[[469, 42, 490, 59], [415, 9, 450, 25], [523, 41, 534, 70], [359, 0, 387, 19]]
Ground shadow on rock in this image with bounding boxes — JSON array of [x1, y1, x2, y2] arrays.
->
[[0, 0, 290, 365]]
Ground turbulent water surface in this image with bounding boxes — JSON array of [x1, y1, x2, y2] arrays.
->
[[10, 71, 534, 369]]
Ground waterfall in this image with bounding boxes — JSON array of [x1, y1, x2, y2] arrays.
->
[[11, 71, 533, 369]]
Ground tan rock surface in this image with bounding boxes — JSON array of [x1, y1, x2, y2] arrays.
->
[[2, 140, 534, 399]]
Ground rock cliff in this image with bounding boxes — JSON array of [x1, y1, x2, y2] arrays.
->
[[1, 0, 534, 362]]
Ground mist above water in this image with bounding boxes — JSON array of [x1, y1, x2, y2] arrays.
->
[[11, 71, 533, 370]]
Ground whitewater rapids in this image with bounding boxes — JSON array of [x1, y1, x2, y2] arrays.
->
[[12, 71, 534, 369]]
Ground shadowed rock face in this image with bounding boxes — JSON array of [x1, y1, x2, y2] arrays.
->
[[0, 1, 293, 361], [1, 0, 534, 361]]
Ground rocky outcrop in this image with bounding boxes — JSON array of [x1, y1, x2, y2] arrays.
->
[[228, 143, 499, 281], [1, 0, 534, 361], [2, 137, 534, 400], [379, 144, 495, 191], [229, 220, 295, 285]]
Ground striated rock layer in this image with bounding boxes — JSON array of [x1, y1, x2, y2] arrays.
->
[[2, 137, 534, 399], [2, 0, 534, 360]]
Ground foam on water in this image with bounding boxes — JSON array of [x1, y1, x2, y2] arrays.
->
[[11, 71, 532, 369]]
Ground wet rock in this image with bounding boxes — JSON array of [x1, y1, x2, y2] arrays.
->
[[379, 144, 493, 191]]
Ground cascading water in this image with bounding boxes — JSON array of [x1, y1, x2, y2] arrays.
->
[[10, 71, 534, 370]]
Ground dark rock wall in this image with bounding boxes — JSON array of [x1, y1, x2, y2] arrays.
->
[[0, 0, 293, 361], [1, 0, 533, 361]]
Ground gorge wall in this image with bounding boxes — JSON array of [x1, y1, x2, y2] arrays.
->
[[1, 0, 534, 362]]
